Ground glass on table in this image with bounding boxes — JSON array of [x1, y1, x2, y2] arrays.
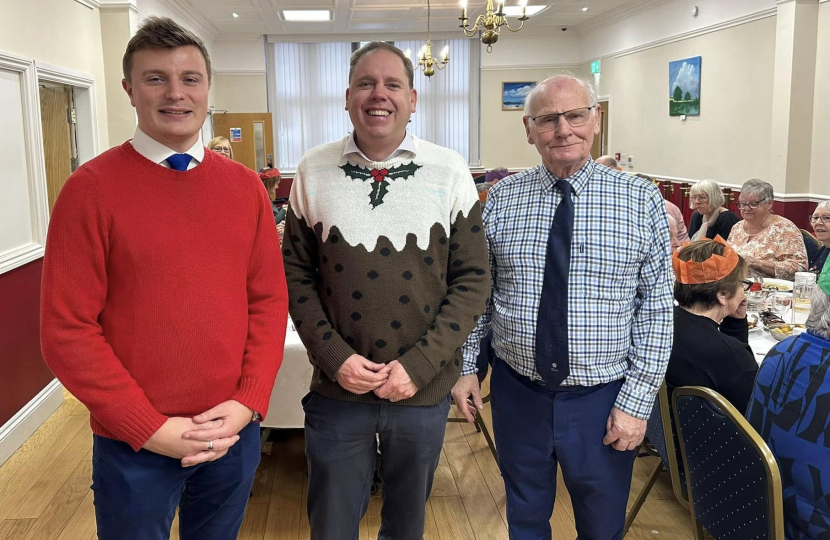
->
[[769, 291, 792, 321]]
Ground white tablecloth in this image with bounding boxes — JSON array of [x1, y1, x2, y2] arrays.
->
[[748, 330, 779, 364], [262, 321, 313, 429]]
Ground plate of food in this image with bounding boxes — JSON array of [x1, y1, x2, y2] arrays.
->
[[747, 314, 762, 333], [759, 278, 793, 292], [767, 323, 805, 341]]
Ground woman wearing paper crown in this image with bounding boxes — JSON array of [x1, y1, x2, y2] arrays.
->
[[747, 262, 830, 539], [666, 236, 759, 412]]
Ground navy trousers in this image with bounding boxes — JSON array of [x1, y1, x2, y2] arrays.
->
[[303, 392, 450, 540], [490, 359, 637, 540], [91, 422, 260, 540]]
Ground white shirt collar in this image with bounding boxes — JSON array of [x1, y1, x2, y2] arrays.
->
[[130, 127, 205, 169], [342, 131, 416, 162]]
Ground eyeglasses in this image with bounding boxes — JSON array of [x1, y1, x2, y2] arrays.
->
[[530, 106, 596, 132], [741, 280, 755, 292], [737, 199, 767, 210], [809, 215, 830, 224], [213, 147, 231, 154], [690, 195, 709, 201]]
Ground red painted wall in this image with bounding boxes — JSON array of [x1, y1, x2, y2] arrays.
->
[[0, 259, 54, 426]]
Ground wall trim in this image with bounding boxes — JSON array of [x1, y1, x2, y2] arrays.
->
[[609, 7, 778, 60], [98, 1, 139, 13], [481, 63, 581, 71], [643, 173, 830, 202], [71, 0, 100, 9], [0, 244, 45, 275], [0, 52, 49, 276], [0, 379, 63, 467]]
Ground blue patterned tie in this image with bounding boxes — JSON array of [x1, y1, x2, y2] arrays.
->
[[535, 178, 574, 387], [166, 153, 193, 171]]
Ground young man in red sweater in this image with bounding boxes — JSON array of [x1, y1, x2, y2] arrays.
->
[[40, 17, 288, 540]]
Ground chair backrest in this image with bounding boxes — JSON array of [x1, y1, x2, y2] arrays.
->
[[645, 382, 688, 508], [801, 229, 822, 267], [673, 386, 785, 540]]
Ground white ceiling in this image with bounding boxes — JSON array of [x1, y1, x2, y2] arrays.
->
[[171, 0, 658, 39]]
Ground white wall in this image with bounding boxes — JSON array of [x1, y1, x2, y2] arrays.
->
[[0, 0, 110, 152], [595, 16, 776, 187], [211, 37, 268, 113], [212, 37, 266, 72], [578, 0, 775, 62], [480, 33, 580, 69], [810, 2, 830, 196]]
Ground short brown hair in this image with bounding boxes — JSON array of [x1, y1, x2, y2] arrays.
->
[[674, 240, 748, 310], [349, 42, 414, 89], [123, 16, 212, 83]]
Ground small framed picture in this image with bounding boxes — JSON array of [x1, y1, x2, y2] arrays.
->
[[502, 81, 536, 111]]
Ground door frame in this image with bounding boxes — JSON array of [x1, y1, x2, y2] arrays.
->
[[597, 94, 612, 158]]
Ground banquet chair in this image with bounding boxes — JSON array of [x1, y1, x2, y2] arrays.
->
[[624, 382, 687, 535], [800, 229, 822, 268], [673, 386, 784, 540]]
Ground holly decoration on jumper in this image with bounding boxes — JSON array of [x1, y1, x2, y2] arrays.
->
[[340, 162, 422, 208]]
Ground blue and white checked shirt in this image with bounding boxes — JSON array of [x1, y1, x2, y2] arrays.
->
[[461, 159, 674, 419]]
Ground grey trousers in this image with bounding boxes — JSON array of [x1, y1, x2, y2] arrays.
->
[[302, 392, 450, 540]]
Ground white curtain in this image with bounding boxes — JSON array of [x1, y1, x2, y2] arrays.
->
[[396, 38, 479, 163], [269, 42, 352, 169], [267, 39, 480, 169]]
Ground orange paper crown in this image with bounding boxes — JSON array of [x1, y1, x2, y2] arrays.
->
[[672, 235, 739, 284]]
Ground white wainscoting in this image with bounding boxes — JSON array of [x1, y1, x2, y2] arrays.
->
[[0, 379, 64, 467]]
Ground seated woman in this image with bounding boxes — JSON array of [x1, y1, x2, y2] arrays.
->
[[728, 179, 807, 280], [688, 179, 740, 241], [747, 264, 830, 539], [808, 200, 829, 274], [207, 136, 233, 160], [667, 237, 758, 413], [259, 168, 286, 226]]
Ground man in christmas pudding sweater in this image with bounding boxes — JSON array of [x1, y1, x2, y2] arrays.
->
[[40, 17, 288, 540], [281, 42, 490, 539]]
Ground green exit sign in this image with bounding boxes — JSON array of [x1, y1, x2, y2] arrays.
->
[[591, 60, 601, 74]]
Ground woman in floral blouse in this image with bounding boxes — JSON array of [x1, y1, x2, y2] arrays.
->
[[727, 179, 807, 280]]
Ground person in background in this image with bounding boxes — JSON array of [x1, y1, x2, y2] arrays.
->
[[635, 173, 690, 245], [667, 214, 680, 251], [281, 41, 490, 540], [259, 168, 286, 226], [688, 178, 740, 241], [40, 16, 288, 540], [667, 237, 757, 413], [453, 74, 673, 539], [728, 179, 807, 280], [747, 263, 830, 539], [808, 200, 830, 274], [207, 136, 233, 160], [596, 154, 618, 169], [484, 166, 511, 184]]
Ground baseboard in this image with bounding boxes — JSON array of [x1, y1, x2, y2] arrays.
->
[[0, 379, 64, 467]]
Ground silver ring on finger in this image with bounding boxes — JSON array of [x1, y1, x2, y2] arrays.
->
[[208, 440, 214, 451]]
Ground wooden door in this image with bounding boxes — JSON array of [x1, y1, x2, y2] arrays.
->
[[39, 85, 74, 213], [590, 100, 610, 160], [211, 112, 273, 172]]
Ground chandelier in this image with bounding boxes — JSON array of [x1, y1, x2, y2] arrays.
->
[[414, 0, 449, 78], [459, 0, 529, 52]]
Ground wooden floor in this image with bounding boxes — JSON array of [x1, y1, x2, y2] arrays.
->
[[0, 389, 695, 539]]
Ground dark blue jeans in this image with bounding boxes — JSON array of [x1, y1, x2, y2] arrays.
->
[[491, 359, 637, 540], [303, 392, 450, 540], [91, 422, 260, 540]]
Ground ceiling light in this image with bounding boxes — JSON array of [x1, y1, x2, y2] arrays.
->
[[582, 7, 588, 12], [232, 12, 239, 18], [500, 5, 546, 17], [283, 10, 330, 22]]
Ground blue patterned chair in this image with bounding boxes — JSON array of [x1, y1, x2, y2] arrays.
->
[[673, 386, 784, 540], [624, 382, 688, 535]]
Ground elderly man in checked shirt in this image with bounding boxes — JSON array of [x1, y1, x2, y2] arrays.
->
[[452, 74, 673, 540]]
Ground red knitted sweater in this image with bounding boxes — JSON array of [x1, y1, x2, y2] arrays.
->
[[40, 142, 288, 451]]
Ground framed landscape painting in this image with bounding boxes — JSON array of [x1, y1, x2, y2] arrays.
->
[[669, 56, 701, 116], [502, 81, 536, 111]]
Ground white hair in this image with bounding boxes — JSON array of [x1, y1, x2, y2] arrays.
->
[[689, 179, 726, 210], [806, 286, 830, 340], [814, 200, 830, 213], [523, 74, 597, 117]]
